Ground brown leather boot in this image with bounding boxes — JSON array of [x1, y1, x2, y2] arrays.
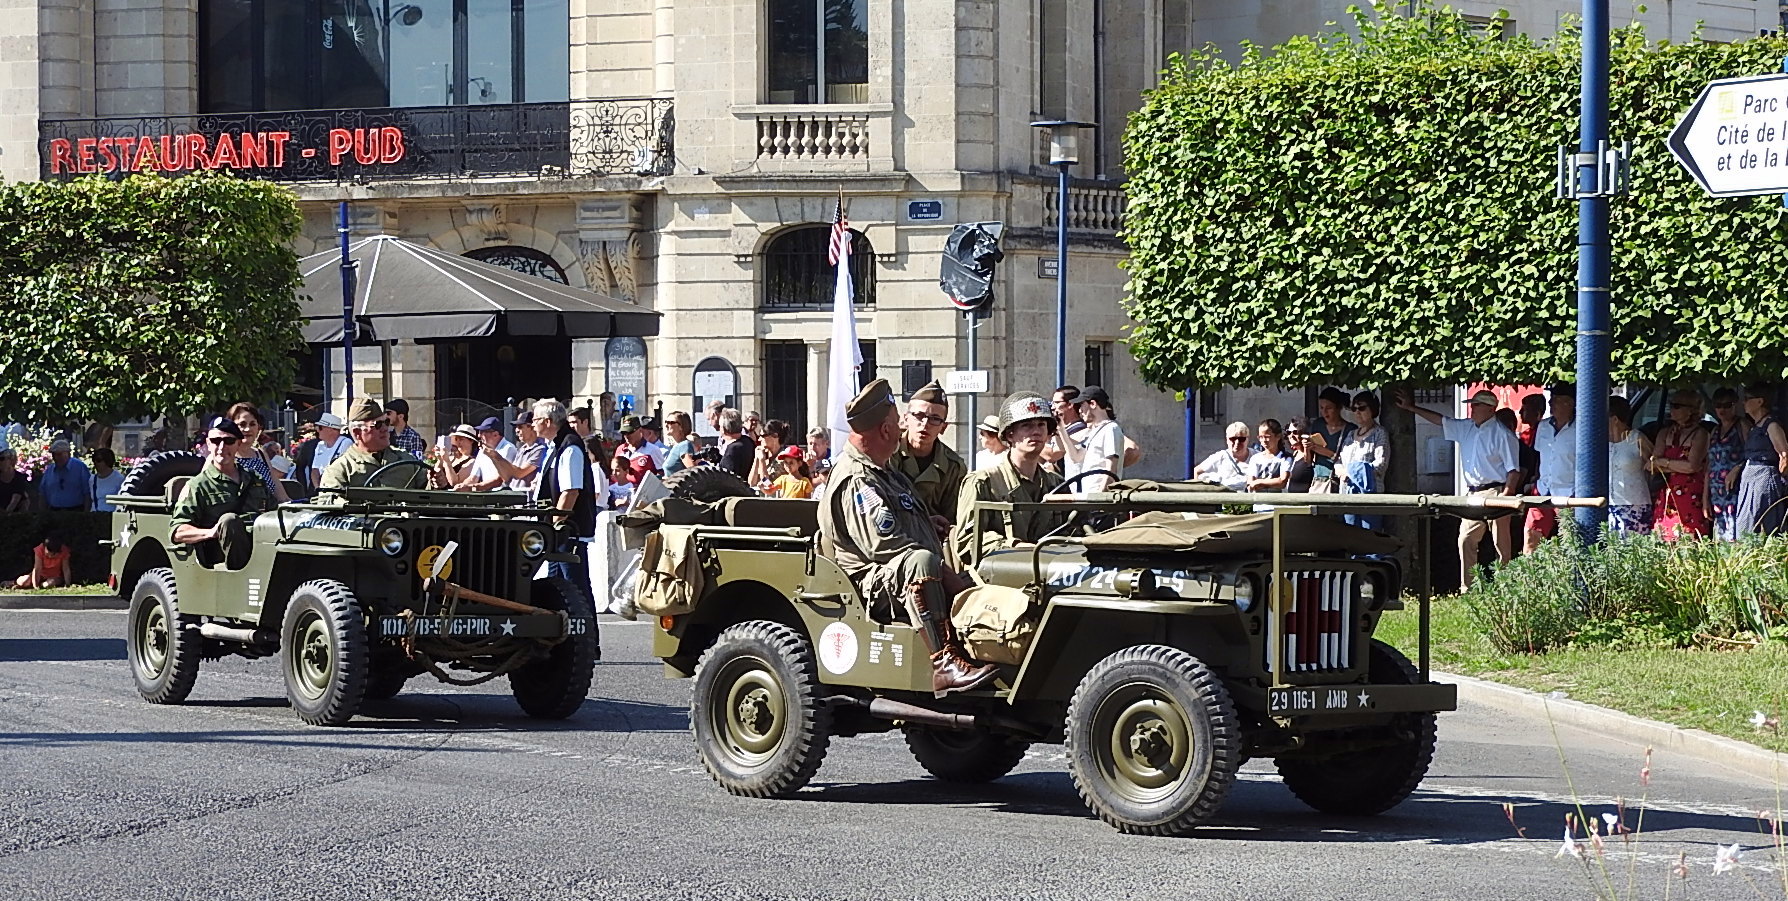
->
[[908, 578, 1000, 696]]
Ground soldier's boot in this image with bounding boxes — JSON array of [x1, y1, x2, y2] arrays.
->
[[907, 578, 999, 696]]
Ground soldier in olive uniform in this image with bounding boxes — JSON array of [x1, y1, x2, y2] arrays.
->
[[888, 381, 968, 530], [951, 391, 1071, 569], [819, 378, 1000, 695], [171, 419, 273, 569], [320, 398, 429, 491]]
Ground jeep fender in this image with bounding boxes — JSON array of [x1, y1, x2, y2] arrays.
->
[[1008, 597, 1249, 702]]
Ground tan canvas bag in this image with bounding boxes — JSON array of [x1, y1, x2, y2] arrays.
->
[[631, 524, 704, 616], [950, 581, 1037, 666]]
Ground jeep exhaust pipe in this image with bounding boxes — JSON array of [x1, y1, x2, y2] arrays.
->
[[864, 698, 977, 731], [198, 623, 276, 646]]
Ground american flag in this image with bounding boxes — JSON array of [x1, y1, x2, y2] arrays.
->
[[827, 196, 850, 267]]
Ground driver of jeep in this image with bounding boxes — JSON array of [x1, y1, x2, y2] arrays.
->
[[950, 391, 1071, 570], [170, 418, 272, 570], [818, 378, 1000, 696], [319, 398, 428, 491]]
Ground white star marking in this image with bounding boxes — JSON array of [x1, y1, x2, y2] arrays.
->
[[119, 529, 131, 547], [1357, 690, 1372, 707], [500, 619, 517, 636]]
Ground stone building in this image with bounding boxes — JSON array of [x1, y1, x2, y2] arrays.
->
[[0, 0, 1767, 473]]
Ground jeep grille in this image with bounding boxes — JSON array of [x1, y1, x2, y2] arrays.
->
[[1266, 571, 1355, 674], [410, 524, 522, 603]]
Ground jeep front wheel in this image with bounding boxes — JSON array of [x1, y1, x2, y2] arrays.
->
[[508, 577, 600, 718], [691, 621, 831, 798], [1065, 645, 1241, 836], [904, 727, 1030, 783], [280, 580, 370, 726], [127, 568, 200, 704], [1276, 641, 1437, 816]]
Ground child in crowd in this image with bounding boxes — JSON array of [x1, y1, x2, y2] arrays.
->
[[90, 448, 125, 513], [769, 446, 813, 499], [607, 459, 633, 510], [15, 531, 70, 589]]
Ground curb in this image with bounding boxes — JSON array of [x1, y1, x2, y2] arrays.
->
[[0, 593, 127, 611], [1439, 671, 1788, 784]]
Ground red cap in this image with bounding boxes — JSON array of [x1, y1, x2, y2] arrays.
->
[[778, 444, 804, 460]]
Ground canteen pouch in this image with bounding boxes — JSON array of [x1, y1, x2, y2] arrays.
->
[[631, 524, 704, 616], [949, 583, 1037, 666]]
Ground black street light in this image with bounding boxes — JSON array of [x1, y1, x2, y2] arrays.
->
[[1030, 120, 1095, 388]]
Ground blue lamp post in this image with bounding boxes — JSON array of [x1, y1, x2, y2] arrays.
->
[[1030, 120, 1095, 388]]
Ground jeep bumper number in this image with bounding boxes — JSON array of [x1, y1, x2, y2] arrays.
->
[[1268, 682, 1458, 715], [378, 615, 590, 639]]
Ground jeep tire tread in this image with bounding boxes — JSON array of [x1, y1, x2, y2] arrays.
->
[[1066, 644, 1241, 836], [118, 451, 204, 498], [903, 727, 1031, 783], [508, 577, 600, 718], [662, 467, 757, 503], [691, 620, 831, 798], [280, 579, 370, 727], [1276, 641, 1437, 816], [126, 568, 201, 704]]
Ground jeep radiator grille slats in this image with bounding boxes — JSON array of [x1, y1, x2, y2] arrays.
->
[[1267, 571, 1354, 674], [411, 524, 519, 604]]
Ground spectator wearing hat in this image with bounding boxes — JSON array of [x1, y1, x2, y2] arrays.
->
[[483, 410, 549, 492], [1394, 388, 1522, 587], [1524, 384, 1578, 552], [889, 381, 968, 530], [1054, 386, 1124, 494], [461, 417, 517, 491], [386, 399, 427, 458], [769, 444, 813, 498], [973, 415, 1005, 472], [612, 414, 645, 469], [308, 413, 351, 491], [319, 399, 427, 490], [0, 444, 29, 513], [432, 424, 483, 490], [34, 438, 91, 511], [171, 419, 271, 569]]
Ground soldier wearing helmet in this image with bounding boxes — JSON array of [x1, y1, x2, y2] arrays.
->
[[950, 391, 1070, 569]]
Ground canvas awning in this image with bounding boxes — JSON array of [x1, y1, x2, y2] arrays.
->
[[297, 235, 658, 342]]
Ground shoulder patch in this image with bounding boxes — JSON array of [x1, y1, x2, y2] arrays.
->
[[855, 485, 895, 535]]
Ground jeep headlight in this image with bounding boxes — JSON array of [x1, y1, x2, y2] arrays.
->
[[1233, 575, 1256, 613], [1359, 576, 1378, 604], [520, 529, 547, 558], [379, 527, 406, 557]]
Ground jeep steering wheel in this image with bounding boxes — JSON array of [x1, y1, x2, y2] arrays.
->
[[1047, 469, 1120, 496], [362, 456, 430, 489], [1043, 469, 1122, 537]]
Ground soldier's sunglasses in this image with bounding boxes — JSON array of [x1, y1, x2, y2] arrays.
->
[[207, 436, 239, 446]]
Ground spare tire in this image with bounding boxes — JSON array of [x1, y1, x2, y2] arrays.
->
[[662, 467, 756, 503], [119, 451, 205, 498]]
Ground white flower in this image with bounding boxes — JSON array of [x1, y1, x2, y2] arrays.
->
[[1714, 843, 1742, 874], [1556, 826, 1585, 859], [1751, 710, 1780, 732]]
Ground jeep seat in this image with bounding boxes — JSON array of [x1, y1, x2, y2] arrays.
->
[[163, 476, 193, 510], [717, 497, 819, 537]]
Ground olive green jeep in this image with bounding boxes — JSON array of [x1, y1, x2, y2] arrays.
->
[[630, 477, 1595, 836], [107, 451, 598, 726]]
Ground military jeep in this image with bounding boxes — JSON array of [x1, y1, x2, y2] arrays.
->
[[107, 451, 598, 726], [632, 480, 1596, 835]]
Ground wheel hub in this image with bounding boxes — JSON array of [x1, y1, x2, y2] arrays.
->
[[737, 688, 773, 733], [1129, 721, 1171, 762], [1096, 686, 1195, 800]]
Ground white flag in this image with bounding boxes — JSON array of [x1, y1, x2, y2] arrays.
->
[[824, 198, 861, 459]]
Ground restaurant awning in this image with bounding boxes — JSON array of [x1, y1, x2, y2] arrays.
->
[[297, 235, 659, 343]]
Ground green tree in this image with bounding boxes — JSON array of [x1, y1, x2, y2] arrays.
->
[[1122, 1, 1788, 390], [0, 172, 304, 422]]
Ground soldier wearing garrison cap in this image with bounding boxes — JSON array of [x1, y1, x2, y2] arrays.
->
[[889, 379, 969, 529], [818, 378, 1000, 695], [319, 398, 427, 491], [950, 391, 1071, 569]]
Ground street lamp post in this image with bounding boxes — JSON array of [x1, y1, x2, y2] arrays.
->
[[1030, 120, 1094, 388]]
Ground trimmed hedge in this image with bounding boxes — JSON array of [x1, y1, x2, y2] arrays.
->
[[0, 512, 114, 586], [1122, 1, 1788, 389]]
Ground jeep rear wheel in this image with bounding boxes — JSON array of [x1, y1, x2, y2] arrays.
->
[[692, 621, 831, 798], [365, 669, 409, 701], [281, 580, 369, 727], [1276, 641, 1437, 816], [508, 577, 600, 718], [127, 568, 200, 704], [903, 727, 1030, 783], [1066, 645, 1241, 836]]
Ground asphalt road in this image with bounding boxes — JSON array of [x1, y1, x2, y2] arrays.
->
[[2, 610, 1783, 901]]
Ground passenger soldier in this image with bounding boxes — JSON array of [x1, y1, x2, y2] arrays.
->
[[319, 398, 428, 490], [888, 380, 968, 531], [819, 379, 999, 695], [951, 392, 1070, 569], [171, 419, 272, 569]]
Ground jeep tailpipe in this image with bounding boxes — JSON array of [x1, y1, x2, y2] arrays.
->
[[865, 698, 977, 731]]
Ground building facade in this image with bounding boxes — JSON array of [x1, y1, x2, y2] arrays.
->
[[0, 0, 1767, 472]]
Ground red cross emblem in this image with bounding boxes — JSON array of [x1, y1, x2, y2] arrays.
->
[[1283, 577, 1346, 667]]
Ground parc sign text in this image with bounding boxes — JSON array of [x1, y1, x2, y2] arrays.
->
[[1668, 72, 1788, 197], [45, 127, 407, 177]]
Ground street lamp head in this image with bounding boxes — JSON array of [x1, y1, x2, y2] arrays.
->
[[1030, 120, 1096, 166]]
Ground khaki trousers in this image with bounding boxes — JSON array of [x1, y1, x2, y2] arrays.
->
[[1457, 487, 1512, 589]]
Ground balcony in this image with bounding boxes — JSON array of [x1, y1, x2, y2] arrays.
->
[[38, 100, 674, 183], [1043, 181, 1127, 233]]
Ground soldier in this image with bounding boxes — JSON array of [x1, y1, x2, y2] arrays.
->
[[888, 380, 968, 531], [951, 392, 1071, 569], [319, 398, 428, 490], [819, 378, 999, 696], [170, 419, 272, 569]]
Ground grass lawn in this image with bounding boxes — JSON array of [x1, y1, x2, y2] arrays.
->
[[1379, 596, 1788, 753], [0, 583, 111, 596]]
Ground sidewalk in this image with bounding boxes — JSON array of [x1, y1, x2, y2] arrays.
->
[[0, 592, 126, 611]]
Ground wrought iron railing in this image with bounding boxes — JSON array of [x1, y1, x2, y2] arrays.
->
[[38, 100, 674, 183]]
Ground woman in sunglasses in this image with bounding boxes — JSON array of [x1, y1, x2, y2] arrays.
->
[[1705, 387, 1748, 540], [1336, 391, 1389, 529]]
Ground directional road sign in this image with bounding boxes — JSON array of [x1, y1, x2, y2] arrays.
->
[[1668, 72, 1788, 197]]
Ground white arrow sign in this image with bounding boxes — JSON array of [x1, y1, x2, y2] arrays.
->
[[1669, 72, 1788, 197]]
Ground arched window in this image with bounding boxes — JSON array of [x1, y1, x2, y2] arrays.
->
[[761, 225, 874, 310], [765, 0, 869, 104], [464, 245, 568, 283]]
